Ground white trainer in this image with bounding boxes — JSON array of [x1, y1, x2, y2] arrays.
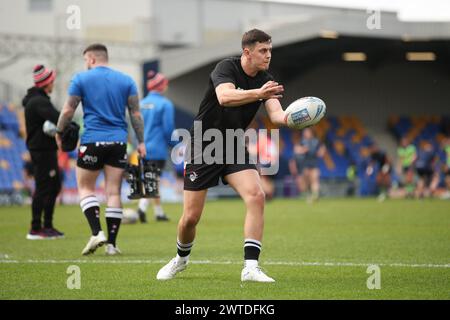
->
[[81, 231, 107, 256], [241, 266, 275, 282], [156, 257, 188, 280], [105, 244, 122, 255]]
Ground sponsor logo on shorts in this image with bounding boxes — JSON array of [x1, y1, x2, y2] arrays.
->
[[118, 153, 128, 164], [82, 155, 98, 164]]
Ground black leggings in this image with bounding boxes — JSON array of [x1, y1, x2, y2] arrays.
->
[[29, 150, 62, 230]]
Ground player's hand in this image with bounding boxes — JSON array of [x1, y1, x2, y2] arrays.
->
[[137, 142, 146, 158], [258, 81, 284, 100], [55, 132, 62, 150]]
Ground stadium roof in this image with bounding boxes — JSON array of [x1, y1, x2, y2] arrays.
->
[[159, 0, 450, 78], [257, 0, 450, 22]]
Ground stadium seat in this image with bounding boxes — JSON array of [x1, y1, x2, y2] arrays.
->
[[0, 104, 20, 134]]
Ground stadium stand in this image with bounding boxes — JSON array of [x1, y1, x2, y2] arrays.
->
[[0, 103, 27, 204], [2, 99, 447, 204], [389, 115, 450, 193], [389, 115, 450, 147], [259, 114, 381, 196], [0, 103, 195, 206]]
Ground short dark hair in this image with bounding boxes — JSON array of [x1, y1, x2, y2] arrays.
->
[[83, 43, 108, 60], [241, 29, 272, 49]]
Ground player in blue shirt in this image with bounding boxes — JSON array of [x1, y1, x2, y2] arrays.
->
[[56, 44, 146, 256], [135, 71, 176, 223]]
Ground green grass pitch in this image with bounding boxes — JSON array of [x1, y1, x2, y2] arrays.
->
[[0, 198, 449, 299]]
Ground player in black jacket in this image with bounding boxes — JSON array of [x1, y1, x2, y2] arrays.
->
[[22, 65, 63, 240]]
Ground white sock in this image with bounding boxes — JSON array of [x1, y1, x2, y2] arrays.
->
[[154, 204, 164, 217], [245, 259, 258, 268], [176, 254, 189, 263], [138, 198, 149, 212]]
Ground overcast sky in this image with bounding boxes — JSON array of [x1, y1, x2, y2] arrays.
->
[[257, 0, 450, 21]]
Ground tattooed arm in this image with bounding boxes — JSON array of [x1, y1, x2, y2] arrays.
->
[[55, 95, 81, 150], [127, 95, 146, 158], [57, 96, 81, 132]]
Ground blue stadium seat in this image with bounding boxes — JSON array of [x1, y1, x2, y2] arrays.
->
[[0, 105, 20, 134]]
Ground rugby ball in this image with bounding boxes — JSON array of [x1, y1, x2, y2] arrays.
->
[[122, 208, 139, 224], [285, 97, 326, 130]]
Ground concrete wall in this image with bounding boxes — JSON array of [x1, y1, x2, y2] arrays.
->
[[165, 62, 215, 114], [0, 0, 154, 106], [0, 0, 152, 39]]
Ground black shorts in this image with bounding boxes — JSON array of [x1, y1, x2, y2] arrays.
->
[[77, 142, 127, 171], [416, 167, 433, 185], [303, 158, 319, 169], [184, 162, 257, 191], [184, 138, 257, 190]]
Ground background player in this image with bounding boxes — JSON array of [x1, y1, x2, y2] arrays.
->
[[22, 65, 63, 240], [290, 128, 325, 202], [134, 71, 175, 223], [56, 44, 146, 255]]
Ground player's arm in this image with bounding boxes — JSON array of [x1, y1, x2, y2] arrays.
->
[[216, 81, 283, 107], [294, 144, 309, 154], [56, 96, 80, 133], [127, 95, 146, 158], [264, 98, 287, 127], [55, 95, 80, 150], [317, 144, 326, 158], [57, 73, 82, 142]]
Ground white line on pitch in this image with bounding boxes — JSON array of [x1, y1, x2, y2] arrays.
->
[[0, 259, 449, 269]]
